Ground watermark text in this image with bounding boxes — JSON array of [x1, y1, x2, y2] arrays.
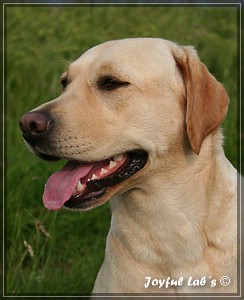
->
[[144, 276, 230, 289]]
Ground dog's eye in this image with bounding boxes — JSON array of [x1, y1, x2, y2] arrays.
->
[[60, 77, 68, 91], [99, 77, 129, 91]]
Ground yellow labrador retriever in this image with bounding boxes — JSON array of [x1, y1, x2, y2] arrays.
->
[[19, 38, 237, 294]]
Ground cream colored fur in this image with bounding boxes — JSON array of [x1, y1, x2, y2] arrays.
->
[[33, 38, 237, 294]]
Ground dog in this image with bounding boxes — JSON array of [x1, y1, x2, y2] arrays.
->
[[19, 38, 237, 294]]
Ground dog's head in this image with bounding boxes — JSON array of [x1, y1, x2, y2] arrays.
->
[[19, 38, 228, 211]]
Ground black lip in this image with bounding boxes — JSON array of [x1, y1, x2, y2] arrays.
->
[[25, 144, 62, 162], [87, 151, 147, 190], [64, 150, 148, 210], [64, 188, 107, 210], [37, 152, 61, 162]]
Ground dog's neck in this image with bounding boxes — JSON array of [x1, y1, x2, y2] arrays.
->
[[110, 130, 236, 272]]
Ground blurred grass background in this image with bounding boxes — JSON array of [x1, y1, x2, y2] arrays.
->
[[6, 5, 238, 295]]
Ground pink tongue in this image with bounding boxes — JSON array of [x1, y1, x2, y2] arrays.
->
[[42, 161, 94, 210]]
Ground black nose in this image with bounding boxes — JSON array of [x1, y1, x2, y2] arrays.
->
[[19, 111, 53, 142]]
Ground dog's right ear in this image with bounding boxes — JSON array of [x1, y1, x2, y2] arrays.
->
[[172, 46, 229, 155]]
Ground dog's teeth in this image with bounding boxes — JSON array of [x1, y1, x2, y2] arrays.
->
[[78, 181, 85, 191], [91, 174, 98, 180], [100, 168, 108, 176], [113, 154, 123, 161], [74, 180, 85, 194], [108, 160, 116, 169]]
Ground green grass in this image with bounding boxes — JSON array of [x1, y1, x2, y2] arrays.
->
[[5, 5, 239, 295]]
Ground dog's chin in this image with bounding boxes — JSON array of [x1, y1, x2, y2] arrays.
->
[[30, 145, 148, 211], [63, 184, 124, 211]]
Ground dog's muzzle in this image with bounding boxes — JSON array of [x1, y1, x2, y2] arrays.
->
[[19, 110, 148, 211]]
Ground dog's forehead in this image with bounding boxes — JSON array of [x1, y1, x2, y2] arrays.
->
[[69, 38, 177, 78]]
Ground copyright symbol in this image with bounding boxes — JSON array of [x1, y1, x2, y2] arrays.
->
[[220, 276, 230, 286]]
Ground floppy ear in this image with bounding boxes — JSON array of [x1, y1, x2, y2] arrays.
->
[[172, 46, 229, 154]]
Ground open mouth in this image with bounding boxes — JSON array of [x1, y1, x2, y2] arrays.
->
[[42, 150, 148, 210]]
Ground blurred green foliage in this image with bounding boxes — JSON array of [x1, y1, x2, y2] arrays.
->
[[6, 5, 238, 295]]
